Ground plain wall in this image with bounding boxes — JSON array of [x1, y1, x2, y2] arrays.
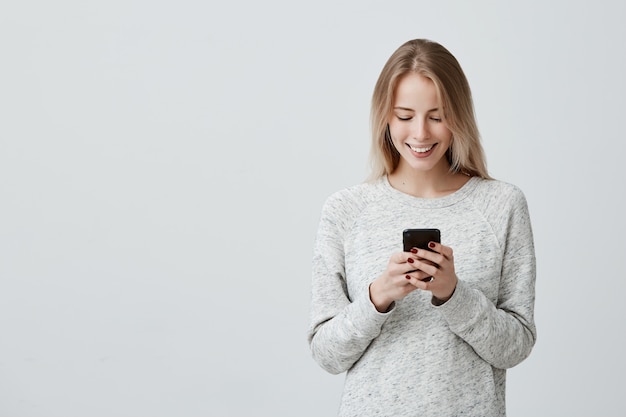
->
[[1, 0, 625, 416]]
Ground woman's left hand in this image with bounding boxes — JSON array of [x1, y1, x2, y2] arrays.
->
[[405, 241, 458, 303]]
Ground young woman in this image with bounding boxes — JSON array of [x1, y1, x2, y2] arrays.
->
[[308, 39, 536, 416]]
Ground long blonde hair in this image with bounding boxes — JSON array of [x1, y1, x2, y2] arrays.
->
[[368, 39, 491, 180]]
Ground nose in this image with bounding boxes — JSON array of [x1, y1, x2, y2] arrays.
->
[[411, 118, 429, 140]]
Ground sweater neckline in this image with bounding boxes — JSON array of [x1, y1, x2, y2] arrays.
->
[[379, 175, 480, 209]]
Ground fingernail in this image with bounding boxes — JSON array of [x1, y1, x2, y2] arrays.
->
[[405, 275, 411, 280], [407, 258, 414, 264], [410, 248, 418, 254], [428, 242, 436, 248]]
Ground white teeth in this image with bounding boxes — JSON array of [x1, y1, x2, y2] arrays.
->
[[409, 144, 434, 153]]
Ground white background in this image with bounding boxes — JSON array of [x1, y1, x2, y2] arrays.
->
[[1, 1, 625, 416]]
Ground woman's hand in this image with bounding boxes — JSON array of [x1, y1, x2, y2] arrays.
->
[[369, 251, 432, 312], [369, 242, 458, 312], [406, 241, 458, 303]]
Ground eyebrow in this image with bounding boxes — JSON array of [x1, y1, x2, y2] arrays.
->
[[393, 106, 439, 112]]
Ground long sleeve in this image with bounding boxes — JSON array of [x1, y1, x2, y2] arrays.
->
[[435, 187, 537, 369], [307, 191, 392, 374]]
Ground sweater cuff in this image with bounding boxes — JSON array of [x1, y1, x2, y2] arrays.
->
[[347, 288, 394, 338], [431, 280, 480, 332]]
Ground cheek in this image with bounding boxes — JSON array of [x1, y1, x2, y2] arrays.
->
[[388, 120, 407, 139], [435, 125, 453, 141]]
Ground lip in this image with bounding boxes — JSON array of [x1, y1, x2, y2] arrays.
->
[[407, 143, 437, 158]]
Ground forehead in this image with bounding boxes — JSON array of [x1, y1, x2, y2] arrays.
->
[[393, 73, 440, 107]]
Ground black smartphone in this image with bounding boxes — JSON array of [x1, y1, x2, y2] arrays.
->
[[402, 228, 441, 252]]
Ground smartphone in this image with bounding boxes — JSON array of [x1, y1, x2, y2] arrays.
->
[[402, 228, 441, 252]]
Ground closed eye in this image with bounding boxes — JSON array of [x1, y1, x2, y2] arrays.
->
[[397, 116, 412, 121]]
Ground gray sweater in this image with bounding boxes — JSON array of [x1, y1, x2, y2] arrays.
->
[[308, 176, 536, 417]]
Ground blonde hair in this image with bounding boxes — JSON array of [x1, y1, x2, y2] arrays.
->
[[368, 39, 491, 180]]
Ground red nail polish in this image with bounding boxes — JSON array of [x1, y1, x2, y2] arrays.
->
[[407, 258, 414, 263], [410, 248, 418, 254], [428, 242, 436, 248], [405, 275, 411, 280]]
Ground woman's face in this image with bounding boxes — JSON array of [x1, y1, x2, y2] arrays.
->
[[388, 73, 453, 174]]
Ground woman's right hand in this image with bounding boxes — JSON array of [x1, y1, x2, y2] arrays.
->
[[369, 250, 433, 312]]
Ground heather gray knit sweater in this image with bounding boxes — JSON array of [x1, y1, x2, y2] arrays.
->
[[308, 176, 536, 417]]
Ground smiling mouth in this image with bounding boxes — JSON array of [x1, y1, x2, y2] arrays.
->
[[408, 143, 436, 153]]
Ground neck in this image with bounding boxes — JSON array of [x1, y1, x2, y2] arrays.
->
[[388, 163, 469, 199]]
